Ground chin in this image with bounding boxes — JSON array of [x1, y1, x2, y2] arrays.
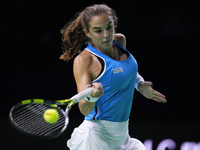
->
[[102, 44, 112, 51]]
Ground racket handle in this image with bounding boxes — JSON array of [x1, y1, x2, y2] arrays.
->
[[71, 87, 93, 103]]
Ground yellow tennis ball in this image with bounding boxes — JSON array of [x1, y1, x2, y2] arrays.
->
[[43, 109, 59, 124]]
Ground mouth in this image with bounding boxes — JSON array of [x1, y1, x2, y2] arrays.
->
[[102, 40, 111, 44]]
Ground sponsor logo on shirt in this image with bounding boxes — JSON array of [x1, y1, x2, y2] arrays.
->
[[113, 67, 123, 74]]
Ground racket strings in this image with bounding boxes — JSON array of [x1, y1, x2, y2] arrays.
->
[[11, 103, 67, 137], [12, 103, 48, 124]]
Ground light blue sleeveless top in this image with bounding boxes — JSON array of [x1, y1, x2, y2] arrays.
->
[[85, 40, 138, 122]]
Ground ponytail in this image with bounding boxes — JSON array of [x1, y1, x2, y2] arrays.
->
[[60, 13, 88, 61]]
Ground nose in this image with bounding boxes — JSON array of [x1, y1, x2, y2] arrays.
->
[[104, 30, 108, 38]]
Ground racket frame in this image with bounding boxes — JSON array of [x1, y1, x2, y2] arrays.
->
[[9, 87, 93, 139], [9, 99, 69, 139]]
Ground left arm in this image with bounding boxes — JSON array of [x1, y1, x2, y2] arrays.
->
[[114, 34, 166, 103]]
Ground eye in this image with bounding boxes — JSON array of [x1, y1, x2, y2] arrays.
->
[[107, 25, 113, 30], [95, 29, 102, 33]]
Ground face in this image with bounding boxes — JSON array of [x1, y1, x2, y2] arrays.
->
[[85, 13, 114, 51]]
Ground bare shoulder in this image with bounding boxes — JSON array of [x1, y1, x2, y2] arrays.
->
[[114, 33, 126, 48], [73, 50, 93, 70]]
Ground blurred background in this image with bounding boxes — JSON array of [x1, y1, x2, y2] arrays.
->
[[1, 0, 199, 149]]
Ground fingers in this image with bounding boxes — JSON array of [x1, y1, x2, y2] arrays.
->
[[86, 82, 104, 98], [92, 82, 104, 97], [152, 96, 167, 103], [145, 81, 153, 87], [145, 81, 166, 103], [151, 89, 167, 103]]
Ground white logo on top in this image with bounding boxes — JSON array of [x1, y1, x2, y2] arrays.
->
[[113, 67, 123, 74]]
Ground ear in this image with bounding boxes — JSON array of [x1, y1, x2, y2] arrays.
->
[[84, 29, 90, 38]]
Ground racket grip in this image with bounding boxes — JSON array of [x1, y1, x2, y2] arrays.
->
[[71, 87, 93, 103]]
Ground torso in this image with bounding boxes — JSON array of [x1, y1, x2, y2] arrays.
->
[[84, 39, 138, 122]]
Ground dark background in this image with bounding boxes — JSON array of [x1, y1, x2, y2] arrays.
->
[[1, 0, 199, 150]]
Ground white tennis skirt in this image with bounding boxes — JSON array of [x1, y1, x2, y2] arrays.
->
[[67, 120, 146, 150]]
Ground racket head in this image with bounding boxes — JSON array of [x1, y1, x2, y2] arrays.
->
[[9, 99, 69, 139]]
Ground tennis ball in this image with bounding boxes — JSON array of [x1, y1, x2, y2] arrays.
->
[[43, 109, 59, 124]]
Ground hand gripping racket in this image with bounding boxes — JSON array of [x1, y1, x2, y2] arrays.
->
[[9, 87, 93, 139]]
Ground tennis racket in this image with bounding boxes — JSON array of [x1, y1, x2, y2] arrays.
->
[[9, 87, 93, 139]]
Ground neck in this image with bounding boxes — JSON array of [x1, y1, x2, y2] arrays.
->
[[105, 45, 119, 60], [91, 42, 119, 60]]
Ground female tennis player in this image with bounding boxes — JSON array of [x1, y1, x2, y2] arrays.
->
[[60, 4, 166, 150]]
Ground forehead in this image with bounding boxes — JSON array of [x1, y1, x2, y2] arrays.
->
[[89, 13, 113, 28]]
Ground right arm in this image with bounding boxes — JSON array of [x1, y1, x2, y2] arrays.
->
[[73, 50, 103, 116]]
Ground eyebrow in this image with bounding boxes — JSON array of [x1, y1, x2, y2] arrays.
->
[[93, 21, 112, 30]]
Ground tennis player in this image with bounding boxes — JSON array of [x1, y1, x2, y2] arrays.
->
[[60, 4, 166, 150]]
